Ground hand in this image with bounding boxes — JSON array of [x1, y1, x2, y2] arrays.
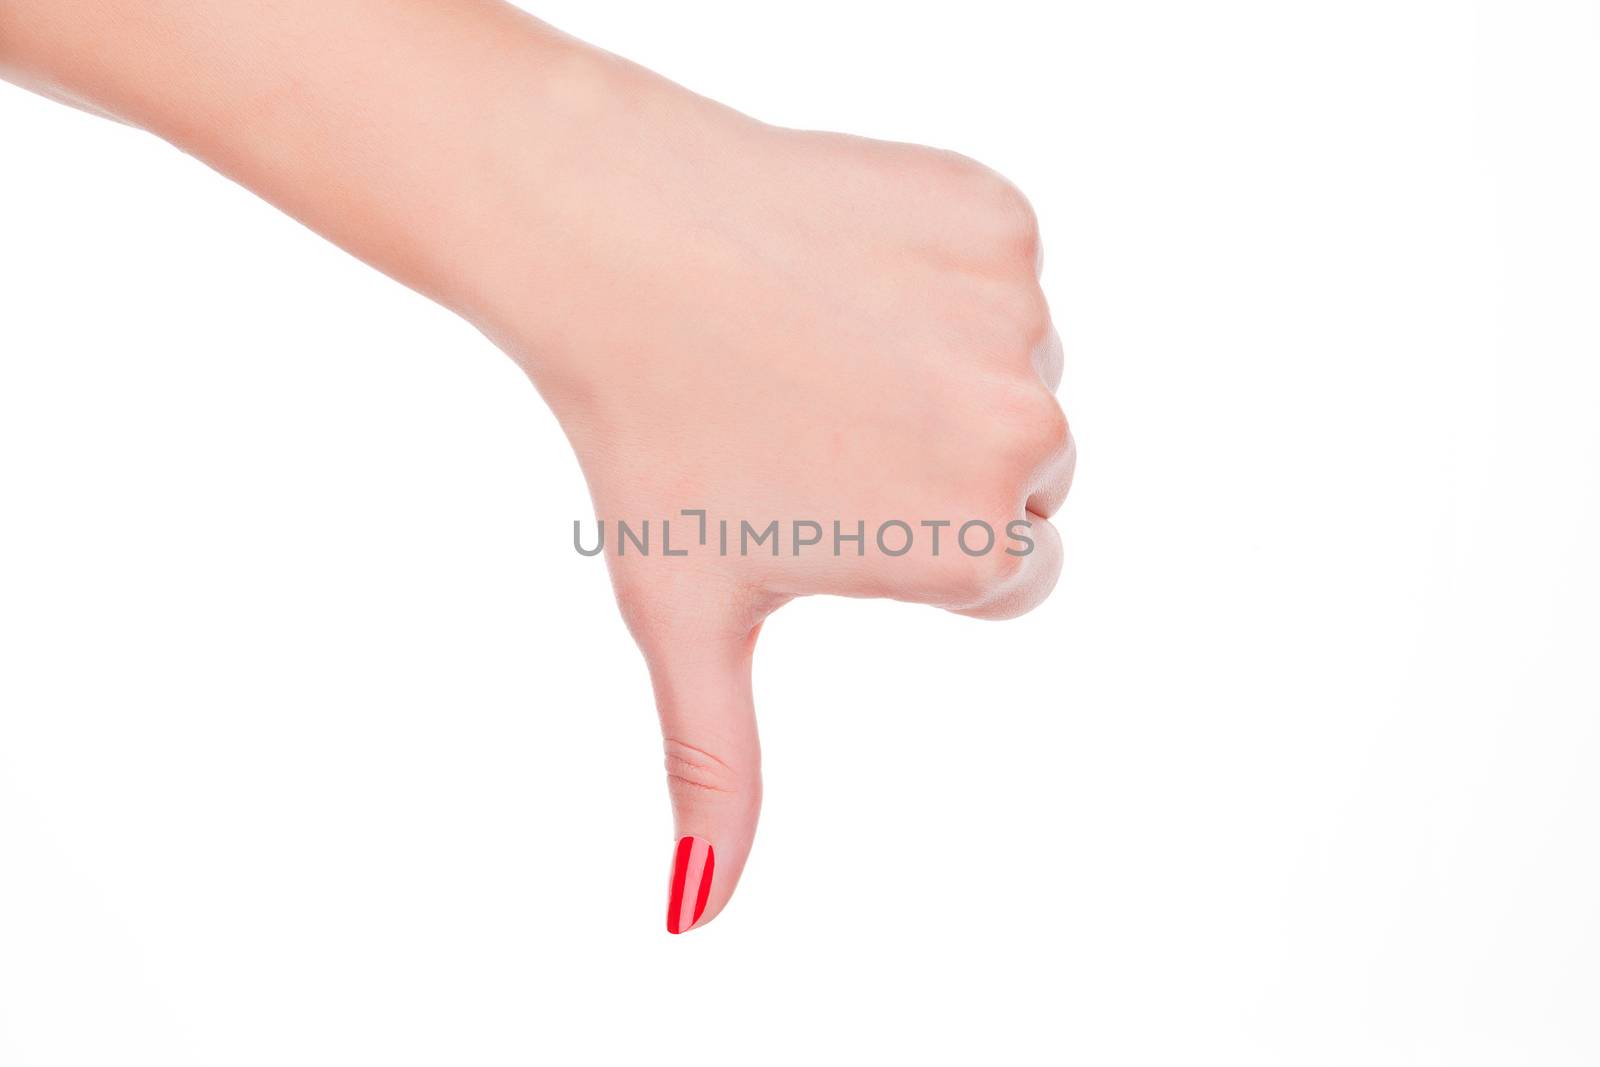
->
[[0, 1, 1073, 933], [472, 55, 1075, 931]]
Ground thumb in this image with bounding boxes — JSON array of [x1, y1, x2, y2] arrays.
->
[[637, 612, 764, 935]]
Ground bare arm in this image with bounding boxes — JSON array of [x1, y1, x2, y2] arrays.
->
[[1, 0, 1073, 932]]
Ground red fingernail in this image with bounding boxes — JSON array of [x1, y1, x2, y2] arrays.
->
[[666, 836, 715, 934]]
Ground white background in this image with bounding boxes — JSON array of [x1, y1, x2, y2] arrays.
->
[[2, 1, 1597, 1063]]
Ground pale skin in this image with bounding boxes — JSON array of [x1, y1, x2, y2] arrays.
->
[[1, 0, 1074, 931]]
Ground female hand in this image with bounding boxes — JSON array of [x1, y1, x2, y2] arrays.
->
[[481, 69, 1075, 930], [0, 0, 1073, 932]]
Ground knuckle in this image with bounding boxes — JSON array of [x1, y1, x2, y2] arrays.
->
[[990, 379, 1068, 459], [959, 539, 1028, 602], [974, 282, 1051, 351], [927, 514, 1027, 606], [1028, 284, 1052, 335], [1033, 396, 1071, 455], [975, 538, 1028, 585], [1011, 286, 1052, 349], [662, 736, 742, 796], [939, 156, 1042, 271], [950, 517, 1063, 620], [980, 176, 1041, 268]]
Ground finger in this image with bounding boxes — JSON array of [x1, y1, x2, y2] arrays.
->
[[1026, 422, 1076, 519], [1033, 324, 1063, 393], [635, 607, 764, 935], [954, 509, 1064, 621]]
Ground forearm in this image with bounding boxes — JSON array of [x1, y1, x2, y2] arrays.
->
[[0, 0, 613, 324]]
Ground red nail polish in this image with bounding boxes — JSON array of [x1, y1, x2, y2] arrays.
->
[[666, 836, 715, 934]]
